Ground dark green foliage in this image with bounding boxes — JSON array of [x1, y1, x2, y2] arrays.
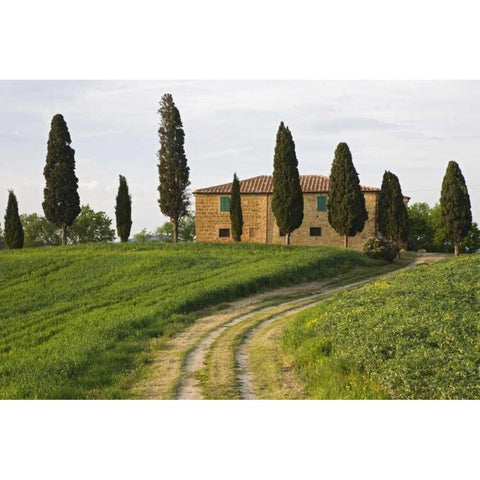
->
[[115, 175, 132, 242], [21, 213, 61, 247], [327, 143, 368, 247], [408, 202, 434, 249], [271, 122, 304, 244], [230, 173, 243, 242], [377, 171, 409, 247], [460, 222, 480, 253], [408, 202, 478, 253], [157, 94, 190, 243], [440, 161, 472, 256], [42, 114, 80, 246], [68, 205, 115, 244], [405, 238, 418, 252], [4, 190, 24, 249], [155, 212, 196, 242], [363, 237, 399, 262]]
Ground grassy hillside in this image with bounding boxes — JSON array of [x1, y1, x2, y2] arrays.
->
[[283, 255, 480, 399], [0, 242, 380, 399]]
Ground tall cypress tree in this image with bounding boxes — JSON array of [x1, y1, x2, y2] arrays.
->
[[230, 173, 243, 242], [378, 171, 409, 250], [115, 175, 132, 243], [42, 114, 80, 246], [4, 190, 24, 249], [440, 160, 472, 257], [272, 122, 304, 245], [328, 142, 368, 247], [157, 94, 190, 243]]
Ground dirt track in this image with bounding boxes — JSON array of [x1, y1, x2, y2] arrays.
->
[[132, 253, 446, 400]]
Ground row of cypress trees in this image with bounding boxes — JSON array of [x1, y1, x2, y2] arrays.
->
[[227, 123, 370, 246], [3, 96, 473, 255], [3, 93, 191, 249], [376, 161, 472, 257], [3, 114, 134, 249], [226, 121, 472, 257]]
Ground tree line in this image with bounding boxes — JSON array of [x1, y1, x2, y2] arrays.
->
[[408, 202, 479, 254], [2, 93, 192, 249], [228, 122, 473, 257], [2, 94, 475, 257]]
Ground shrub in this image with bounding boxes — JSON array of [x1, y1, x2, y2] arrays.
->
[[363, 237, 399, 262]]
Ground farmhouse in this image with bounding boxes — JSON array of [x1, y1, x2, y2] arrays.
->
[[194, 174, 407, 249]]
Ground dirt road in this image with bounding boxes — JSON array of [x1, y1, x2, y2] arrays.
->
[[132, 253, 446, 400]]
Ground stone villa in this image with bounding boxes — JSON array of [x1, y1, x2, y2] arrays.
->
[[194, 174, 408, 249]]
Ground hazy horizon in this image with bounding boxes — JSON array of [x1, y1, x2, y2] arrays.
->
[[1, 80, 479, 235]]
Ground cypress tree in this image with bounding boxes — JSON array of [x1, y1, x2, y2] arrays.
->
[[378, 171, 409, 251], [115, 175, 132, 242], [440, 161, 472, 257], [42, 114, 80, 246], [271, 122, 304, 245], [328, 142, 368, 247], [230, 173, 243, 242], [157, 94, 190, 243], [4, 190, 24, 249]]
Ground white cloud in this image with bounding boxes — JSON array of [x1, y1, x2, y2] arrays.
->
[[80, 180, 99, 191], [0, 80, 479, 231]]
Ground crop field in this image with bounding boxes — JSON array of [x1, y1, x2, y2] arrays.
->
[[0, 242, 381, 399], [283, 255, 480, 399]]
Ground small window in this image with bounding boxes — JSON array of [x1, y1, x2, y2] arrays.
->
[[249, 228, 256, 238], [219, 228, 230, 238], [279, 229, 286, 237], [310, 227, 322, 237], [220, 196, 230, 212], [317, 195, 327, 212]]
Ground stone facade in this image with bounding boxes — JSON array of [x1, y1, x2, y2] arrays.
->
[[195, 193, 269, 244], [194, 189, 379, 250]]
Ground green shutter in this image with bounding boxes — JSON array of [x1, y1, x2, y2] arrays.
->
[[220, 196, 230, 212], [317, 195, 327, 211]]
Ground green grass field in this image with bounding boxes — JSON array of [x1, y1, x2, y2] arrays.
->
[[283, 255, 480, 399], [0, 242, 381, 399]]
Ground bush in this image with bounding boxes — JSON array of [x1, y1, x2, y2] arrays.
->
[[363, 237, 399, 262]]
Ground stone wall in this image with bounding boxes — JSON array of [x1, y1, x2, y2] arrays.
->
[[195, 193, 268, 243], [267, 192, 378, 248], [194, 191, 378, 250]]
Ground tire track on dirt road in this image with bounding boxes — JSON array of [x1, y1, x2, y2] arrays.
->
[[238, 254, 447, 399]]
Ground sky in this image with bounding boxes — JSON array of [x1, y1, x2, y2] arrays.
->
[[0, 80, 479, 234]]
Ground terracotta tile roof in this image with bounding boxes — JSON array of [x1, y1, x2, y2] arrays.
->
[[193, 175, 380, 194]]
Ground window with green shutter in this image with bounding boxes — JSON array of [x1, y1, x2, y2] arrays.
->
[[317, 195, 327, 212], [219, 196, 230, 212]]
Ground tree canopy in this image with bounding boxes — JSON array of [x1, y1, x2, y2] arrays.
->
[[440, 160, 472, 256], [21, 213, 61, 247], [115, 175, 132, 243], [271, 122, 303, 245], [68, 205, 115, 244], [42, 114, 80, 246], [327, 142, 367, 247], [4, 190, 24, 249], [154, 213, 196, 242], [377, 171, 409, 247], [408, 202, 478, 254], [157, 93, 190, 243], [230, 173, 243, 242]]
